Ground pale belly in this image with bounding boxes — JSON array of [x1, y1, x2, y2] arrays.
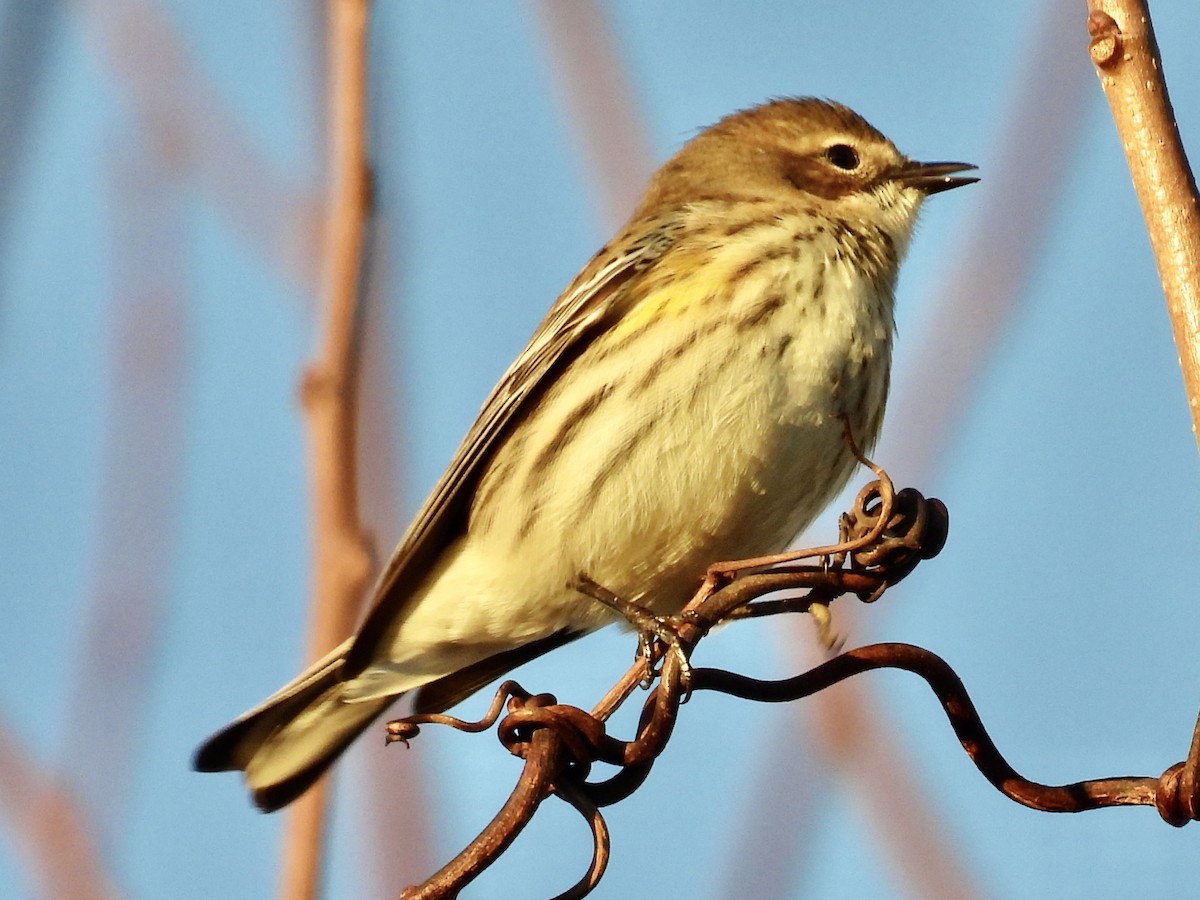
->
[[452, 287, 889, 639], [369, 256, 892, 691]]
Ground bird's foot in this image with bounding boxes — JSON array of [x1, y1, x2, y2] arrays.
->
[[630, 611, 699, 696], [574, 575, 697, 695]]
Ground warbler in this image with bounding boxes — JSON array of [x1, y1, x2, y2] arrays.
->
[[195, 97, 976, 811]]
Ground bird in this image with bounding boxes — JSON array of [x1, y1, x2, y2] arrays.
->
[[194, 97, 976, 812]]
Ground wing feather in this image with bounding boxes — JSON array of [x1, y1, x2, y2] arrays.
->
[[344, 215, 684, 673]]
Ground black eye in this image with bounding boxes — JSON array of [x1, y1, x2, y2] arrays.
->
[[824, 143, 860, 171]]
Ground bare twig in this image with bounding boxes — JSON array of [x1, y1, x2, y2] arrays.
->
[[695, 644, 1197, 822], [279, 2, 374, 899], [1085, 0, 1200, 820], [402, 723, 565, 900], [1086, 0, 1200, 444]]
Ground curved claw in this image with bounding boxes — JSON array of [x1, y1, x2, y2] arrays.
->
[[641, 618, 693, 701], [573, 574, 695, 696]]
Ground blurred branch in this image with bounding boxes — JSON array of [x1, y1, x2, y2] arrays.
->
[[0, 87, 188, 900], [0, 0, 61, 311], [529, 0, 654, 231], [1086, 0, 1200, 446], [280, 2, 374, 900], [357, 237, 435, 893], [0, 719, 121, 900], [707, 643, 1196, 817], [73, 0, 323, 291], [58, 134, 190, 839], [883, 0, 1091, 484]]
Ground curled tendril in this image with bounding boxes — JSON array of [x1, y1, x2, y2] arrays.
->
[[845, 486, 949, 600], [390, 471, 1197, 899]]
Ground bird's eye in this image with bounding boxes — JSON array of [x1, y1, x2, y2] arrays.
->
[[824, 144, 860, 171]]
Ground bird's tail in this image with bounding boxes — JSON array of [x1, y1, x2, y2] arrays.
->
[[193, 638, 395, 812], [194, 629, 585, 811]]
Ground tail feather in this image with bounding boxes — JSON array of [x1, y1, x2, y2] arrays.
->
[[194, 638, 351, 773], [411, 629, 581, 714], [195, 630, 584, 811], [194, 638, 394, 812], [245, 689, 394, 812]]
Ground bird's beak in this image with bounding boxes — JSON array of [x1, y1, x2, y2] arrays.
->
[[898, 160, 979, 195]]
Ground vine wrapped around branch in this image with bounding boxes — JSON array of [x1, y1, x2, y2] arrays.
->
[[382, 464, 1198, 899]]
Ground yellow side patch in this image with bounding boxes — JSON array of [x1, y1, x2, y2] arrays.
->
[[607, 250, 732, 341]]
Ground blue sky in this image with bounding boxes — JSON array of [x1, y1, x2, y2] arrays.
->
[[2, 1, 1199, 897]]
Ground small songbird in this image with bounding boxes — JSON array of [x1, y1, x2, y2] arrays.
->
[[194, 97, 976, 811]]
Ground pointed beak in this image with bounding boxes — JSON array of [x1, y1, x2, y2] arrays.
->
[[897, 160, 979, 195]]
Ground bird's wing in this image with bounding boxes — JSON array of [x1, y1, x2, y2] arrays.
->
[[344, 214, 685, 673]]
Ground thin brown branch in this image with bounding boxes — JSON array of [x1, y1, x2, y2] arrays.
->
[[550, 782, 610, 899], [692, 644, 1194, 821], [279, 3, 374, 900], [1086, 0, 1200, 448], [1084, 3, 1200, 816], [401, 726, 566, 900]]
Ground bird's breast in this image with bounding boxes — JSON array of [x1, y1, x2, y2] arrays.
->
[[470, 243, 893, 624]]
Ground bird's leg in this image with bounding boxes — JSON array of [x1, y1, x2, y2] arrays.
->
[[573, 575, 696, 691]]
